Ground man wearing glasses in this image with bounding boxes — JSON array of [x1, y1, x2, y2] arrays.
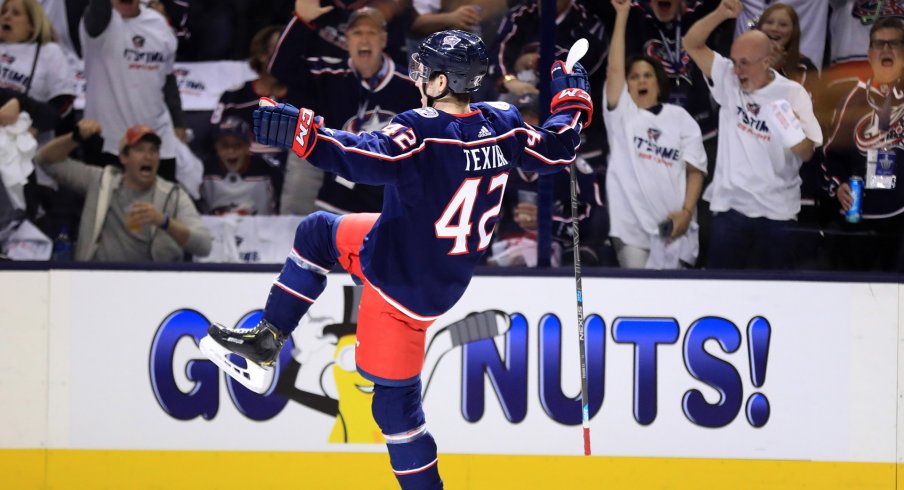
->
[[683, 0, 822, 269], [823, 17, 904, 271]]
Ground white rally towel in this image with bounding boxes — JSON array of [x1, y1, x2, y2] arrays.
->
[[0, 219, 52, 260], [0, 112, 37, 210]]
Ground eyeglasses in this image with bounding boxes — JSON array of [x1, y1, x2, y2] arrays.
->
[[870, 39, 904, 50]]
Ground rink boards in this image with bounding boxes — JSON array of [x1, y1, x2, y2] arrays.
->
[[1, 268, 903, 489]]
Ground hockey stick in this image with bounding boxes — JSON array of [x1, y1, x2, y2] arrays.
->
[[565, 37, 591, 456]]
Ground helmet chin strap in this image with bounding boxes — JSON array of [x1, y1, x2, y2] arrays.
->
[[421, 74, 453, 107], [426, 86, 452, 107]]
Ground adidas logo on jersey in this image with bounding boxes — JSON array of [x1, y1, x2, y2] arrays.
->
[[477, 126, 492, 138]]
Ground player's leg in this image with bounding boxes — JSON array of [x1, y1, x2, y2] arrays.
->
[[355, 286, 441, 489], [205, 211, 342, 369], [332, 216, 442, 489], [373, 381, 442, 490]]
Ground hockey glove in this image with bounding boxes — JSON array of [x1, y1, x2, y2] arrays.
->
[[253, 98, 322, 158], [549, 60, 593, 127]]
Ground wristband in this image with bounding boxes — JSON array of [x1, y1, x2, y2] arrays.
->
[[160, 214, 170, 231], [71, 130, 84, 143]]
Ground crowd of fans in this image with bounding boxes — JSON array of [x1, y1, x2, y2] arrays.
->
[[0, 0, 902, 273]]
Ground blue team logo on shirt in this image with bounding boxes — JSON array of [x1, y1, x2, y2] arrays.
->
[[132, 35, 146, 49], [746, 103, 760, 117], [647, 128, 661, 142], [342, 107, 397, 134]]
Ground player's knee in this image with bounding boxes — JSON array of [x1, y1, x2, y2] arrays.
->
[[372, 382, 440, 485], [372, 381, 424, 434], [293, 211, 341, 269]]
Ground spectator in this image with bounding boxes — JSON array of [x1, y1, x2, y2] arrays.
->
[[0, 0, 76, 134], [605, 0, 707, 269], [755, 3, 818, 93], [200, 116, 282, 216], [754, 2, 824, 238], [209, 24, 287, 166], [34, 119, 212, 261], [735, 0, 827, 69], [79, 0, 186, 182], [271, 3, 420, 215], [684, 0, 822, 269], [487, 92, 608, 267], [822, 17, 904, 272], [489, 0, 607, 97], [271, 0, 408, 63], [1, 0, 79, 243], [622, 0, 727, 167]]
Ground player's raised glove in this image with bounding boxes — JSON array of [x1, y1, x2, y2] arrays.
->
[[549, 60, 593, 127], [253, 97, 322, 158]]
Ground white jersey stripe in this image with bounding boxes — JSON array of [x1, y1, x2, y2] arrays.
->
[[384, 424, 427, 444], [273, 280, 316, 303], [393, 459, 438, 476], [288, 248, 331, 275]]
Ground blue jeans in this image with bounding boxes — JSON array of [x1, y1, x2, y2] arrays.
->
[[706, 209, 794, 270]]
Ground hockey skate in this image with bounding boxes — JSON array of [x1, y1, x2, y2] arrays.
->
[[199, 320, 288, 394]]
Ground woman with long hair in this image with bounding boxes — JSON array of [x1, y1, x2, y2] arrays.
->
[[0, 0, 75, 132], [756, 3, 818, 93]]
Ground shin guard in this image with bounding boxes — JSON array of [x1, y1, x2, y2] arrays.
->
[[372, 382, 443, 490], [264, 211, 341, 335]]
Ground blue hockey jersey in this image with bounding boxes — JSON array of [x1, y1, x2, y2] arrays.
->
[[305, 101, 584, 319]]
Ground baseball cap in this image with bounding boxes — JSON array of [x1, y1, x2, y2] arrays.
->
[[215, 116, 252, 142], [347, 6, 386, 30], [119, 124, 162, 153]]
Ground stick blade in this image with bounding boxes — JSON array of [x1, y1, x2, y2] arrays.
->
[[565, 38, 589, 72]]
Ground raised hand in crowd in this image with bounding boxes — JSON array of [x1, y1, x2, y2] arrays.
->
[[295, 0, 334, 23], [718, 0, 743, 20], [75, 118, 103, 141]]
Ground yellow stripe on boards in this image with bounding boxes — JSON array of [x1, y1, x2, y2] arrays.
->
[[0, 449, 897, 489]]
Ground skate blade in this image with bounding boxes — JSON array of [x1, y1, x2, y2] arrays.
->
[[199, 336, 275, 394]]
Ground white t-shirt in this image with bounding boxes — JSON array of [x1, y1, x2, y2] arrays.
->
[[603, 85, 707, 260], [736, 0, 828, 68], [0, 42, 75, 102], [79, 8, 178, 158], [704, 53, 823, 221]]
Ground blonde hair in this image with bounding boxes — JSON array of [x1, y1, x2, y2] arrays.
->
[[2, 0, 57, 44]]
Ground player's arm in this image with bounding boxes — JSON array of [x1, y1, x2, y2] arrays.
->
[[683, 0, 741, 79], [515, 59, 593, 173], [252, 100, 405, 185]]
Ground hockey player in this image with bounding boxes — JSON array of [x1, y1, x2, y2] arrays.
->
[[200, 30, 591, 489]]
